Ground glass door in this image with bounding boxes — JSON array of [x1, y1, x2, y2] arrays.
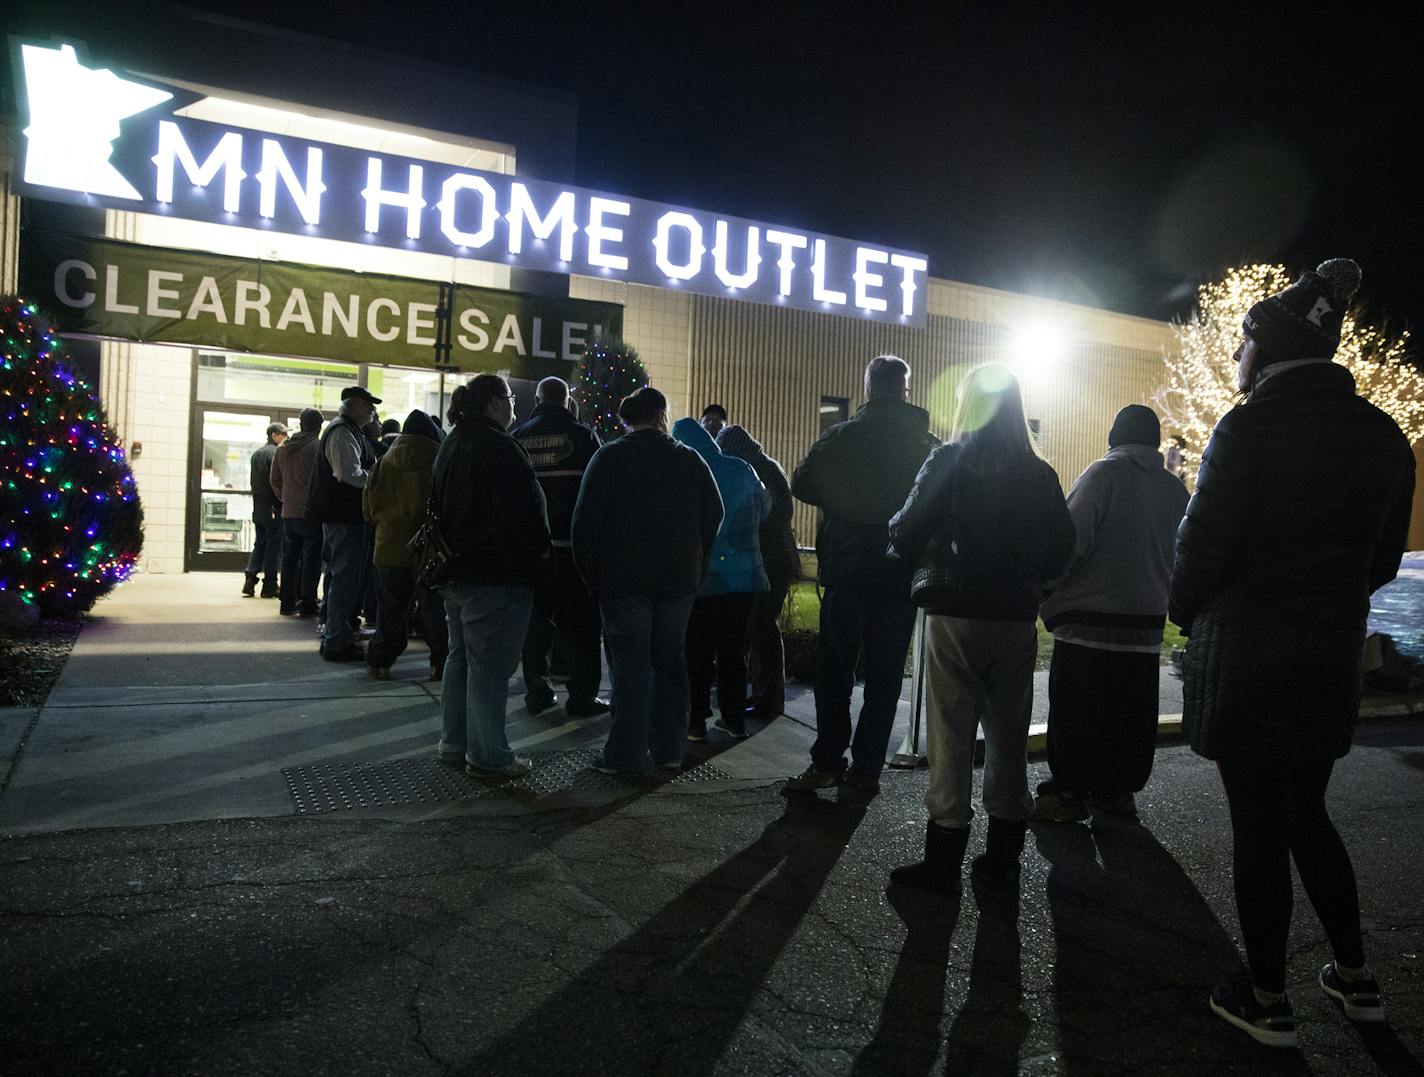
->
[[187, 406, 299, 572]]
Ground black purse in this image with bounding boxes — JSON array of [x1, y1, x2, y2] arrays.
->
[[910, 525, 964, 608], [407, 496, 457, 589]]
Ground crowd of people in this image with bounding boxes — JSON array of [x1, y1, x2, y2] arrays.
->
[[238, 258, 1409, 1048]]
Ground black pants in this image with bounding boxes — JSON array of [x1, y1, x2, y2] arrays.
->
[[279, 518, 322, 614], [522, 548, 603, 705], [746, 576, 790, 717], [811, 582, 916, 779], [244, 518, 282, 586], [1218, 755, 1365, 993], [1045, 640, 1161, 796], [686, 592, 756, 722], [367, 565, 449, 671]]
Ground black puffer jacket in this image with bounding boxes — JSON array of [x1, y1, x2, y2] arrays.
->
[[791, 400, 939, 589], [889, 442, 1075, 621], [432, 415, 551, 588], [1169, 362, 1414, 764]]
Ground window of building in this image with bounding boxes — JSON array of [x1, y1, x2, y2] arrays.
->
[[196, 352, 358, 411]]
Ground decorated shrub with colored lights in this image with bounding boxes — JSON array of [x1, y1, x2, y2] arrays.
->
[[0, 298, 143, 616], [572, 338, 648, 442]]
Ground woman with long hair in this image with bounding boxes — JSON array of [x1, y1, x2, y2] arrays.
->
[[432, 374, 550, 778], [886, 363, 1074, 894]]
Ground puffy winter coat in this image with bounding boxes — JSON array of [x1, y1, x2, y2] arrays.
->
[[1169, 362, 1414, 763], [791, 400, 939, 590], [889, 442, 1075, 621], [671, 418, 771, 595], [362, 434, 439, 567]]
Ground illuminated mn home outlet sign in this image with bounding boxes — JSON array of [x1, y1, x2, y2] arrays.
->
[[14, 41, 931, 327]]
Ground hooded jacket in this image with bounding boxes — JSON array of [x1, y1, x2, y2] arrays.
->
[[1169, 361, 1414, 763], [362, 410, 443, 568], [1040, 443, 1190, 650], [791, 400, 939, 589], [269, 429, 321, 521], [571, 427, 724, 599], [717, 425, 800, 583], [671, 418, 771, 595]]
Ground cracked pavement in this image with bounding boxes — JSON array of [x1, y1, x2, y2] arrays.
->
[[3, 723, 1422, 1076]]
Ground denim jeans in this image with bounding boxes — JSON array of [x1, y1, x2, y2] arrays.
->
[[599, 593, 696, 773], [244, 518, 282, 585], [810, 582, 916, 779], [922, 615, 1037, 827], [279, 518, 322, 613], [439, 583, 534, 769], [321, 522, 370, 650]]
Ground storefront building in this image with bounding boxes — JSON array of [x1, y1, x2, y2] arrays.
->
[[3, 8, 1185, 576]]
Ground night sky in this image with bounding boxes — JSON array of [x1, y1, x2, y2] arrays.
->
[[155, 3, 1424, 334]]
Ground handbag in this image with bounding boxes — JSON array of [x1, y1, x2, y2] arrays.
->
[[407, 496, 457, 589], [910, 529, 964, 608]]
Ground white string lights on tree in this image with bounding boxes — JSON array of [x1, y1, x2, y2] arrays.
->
[[1153, 264, 1424, 488]]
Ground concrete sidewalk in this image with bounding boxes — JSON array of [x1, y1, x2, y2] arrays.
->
[[3, 568, 1421, 836]]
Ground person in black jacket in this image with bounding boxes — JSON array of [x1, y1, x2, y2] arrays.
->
[[571, 387, 724, 775], [887, 363, 1074, 895], [717, 424, 800, 720], [785, 354, 939, 794], [512, 377, 608, 717], [242, 422, 286, 598], [1170, 259, 1414, 1046], [432, 374, 551, 779]]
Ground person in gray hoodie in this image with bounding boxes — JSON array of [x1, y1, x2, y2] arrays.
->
[[1034, 405, 1189, 821]]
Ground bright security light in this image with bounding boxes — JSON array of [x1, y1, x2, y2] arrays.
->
[[1008, 322, 1065, 371]]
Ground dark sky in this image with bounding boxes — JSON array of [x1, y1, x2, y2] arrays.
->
[[185, 2, 1424, 333]]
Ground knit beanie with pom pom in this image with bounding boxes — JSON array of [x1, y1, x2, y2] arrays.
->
[[1242, 258, 1362, 365]]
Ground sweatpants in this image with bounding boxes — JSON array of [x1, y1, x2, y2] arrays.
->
[[924, 615, 1036, 827], [1217, 755, 1366, 994], [1045, 639, 1161, 796]]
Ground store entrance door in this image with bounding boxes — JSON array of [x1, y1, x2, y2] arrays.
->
[[187, 405, 301, 572]]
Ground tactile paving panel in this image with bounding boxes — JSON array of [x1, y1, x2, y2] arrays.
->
[[284, 748, 734, 814]]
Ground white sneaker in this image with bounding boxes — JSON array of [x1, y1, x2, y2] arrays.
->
[[466, 756, 532, 779]]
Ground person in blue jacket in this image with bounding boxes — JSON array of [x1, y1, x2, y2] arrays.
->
[[671, 417, 771, 740]]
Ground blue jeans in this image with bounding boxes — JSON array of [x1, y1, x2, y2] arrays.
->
[[439, 583, 534, 769], [321, 522, 369, 650], [811, 582, 916, 779], [600, 593, 696, 773], [244, 517, 282, 584]]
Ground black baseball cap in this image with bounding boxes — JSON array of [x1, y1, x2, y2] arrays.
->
[[340, 385, 382, 405]]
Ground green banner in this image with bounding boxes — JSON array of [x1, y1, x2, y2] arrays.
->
[[19, 230, 624, 379]]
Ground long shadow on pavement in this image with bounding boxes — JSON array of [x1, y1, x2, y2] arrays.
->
[[1036, 815, 1311, 1075], [455, 793, 868, 1076]]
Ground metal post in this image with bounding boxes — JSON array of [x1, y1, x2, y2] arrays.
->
[[890, 606, 929, 768]]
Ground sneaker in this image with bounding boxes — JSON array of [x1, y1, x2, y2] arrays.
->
[[525, 692, 557, 716], [843, 771, 881, 795], [1319, 963, 1386, 1022], [367, 666, 392, 681], [259, 587, 279, 599], [297, 607, 318, 619], [1087, 792, 1138, 816], [657, 760, 683, 773], [436, 749, 465, 765], [1208, 980, 1298, 1048], [320, 644, 366, 663], [590, 760, 643, 777], [1032, 788, 1090, 823], [687, 719, 708, 742], [567, 698, 612, 718], [715, 716, 749, 740], [784, 764, 842, 792], [279, 606, 299, 617], [466, 757, 532, 779], [241, 576, 257, 597]]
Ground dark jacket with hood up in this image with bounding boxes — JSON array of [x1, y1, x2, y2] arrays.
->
[[1169, 361, 1415, 763], [431, 415, 550, 588], [270, 429, 321, 521], [791, 400, 939, 590], [363, 410, 443, 568], [511, 402, 602, 547]]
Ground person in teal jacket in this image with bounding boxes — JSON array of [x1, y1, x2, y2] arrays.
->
[[671, 417, 770, 740]]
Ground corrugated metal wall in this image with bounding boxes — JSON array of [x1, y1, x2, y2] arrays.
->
[[0, 125, 20, 295], [688, 294, 1165, 548]]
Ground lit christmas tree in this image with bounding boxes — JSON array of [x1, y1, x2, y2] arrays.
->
[[572, 337, 649, 442], [0, 298, 143, 616], [1153, 264, 1424, 487]]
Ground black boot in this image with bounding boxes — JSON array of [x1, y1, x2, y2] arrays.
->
[[241, 575, 257, 597], [889, 821, 969, 895], [971, 817, 1027, 887]]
